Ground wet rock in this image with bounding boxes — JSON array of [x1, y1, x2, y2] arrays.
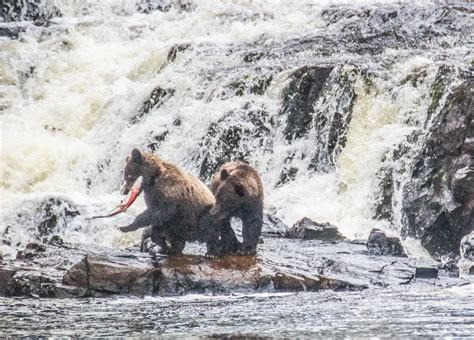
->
[[2, 234, 453, 298], [308, 65, 358, 172], [63, 254, 157, 296], [276, 65, 358, 181], [367, 228, 407, 257], [0, 267, 15, 296], [16, 242, 46, 260], [157, 255, 262, 295], [285, 217, 345, 241], [459, 232, 474, 277], [277, 161, 298, 186], [320, 5, 471, 54], [415, 262, 439, 279], [401, 72, 473, 256], [196, 102, 274, 180], [271, 272, 365, 292], [166, 43, 190, 63], [147, 130, 169, 152], [1, 0, 61, 24], [4, 197, 80, 248], [243, 51, 266, 63], [130, 87, 175, 124], [36, 197, 80, 240], [136, 0, 193, 14], [373, 166, 394, 221], [225, 73, 273, 97], [0, 23, 29, 39], [262, 214, 288, 237], [437, 256, 460, 278], [460, 232, 474, 261], [280, 65, 333, 141]]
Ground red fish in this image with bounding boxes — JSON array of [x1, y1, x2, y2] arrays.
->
[[91, 177, 143, 219]]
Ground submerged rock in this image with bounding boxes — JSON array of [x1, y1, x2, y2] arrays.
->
[[367, 229, 407, 257], [285, 217, 345, 241]]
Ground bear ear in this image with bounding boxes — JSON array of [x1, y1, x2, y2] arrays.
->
[[131, 148, 143, 163], [220, 169, 230, 181], [234, 183, 246, 197]]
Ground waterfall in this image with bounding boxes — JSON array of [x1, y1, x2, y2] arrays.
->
[[1, 0, 472, 258]]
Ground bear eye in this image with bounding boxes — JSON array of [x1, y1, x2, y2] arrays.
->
[[234, 184, 245, 197]]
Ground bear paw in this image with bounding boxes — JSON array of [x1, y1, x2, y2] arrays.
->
[[237, 249, 257, 256], [118, 225, 138, 233]]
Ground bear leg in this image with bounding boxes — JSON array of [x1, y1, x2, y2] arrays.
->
[[219, 218, 241, 254], [140, 227, 152, 252], [167, 236, 186, 255], [119, 209, 157, 232], [240, 212, 263, 255], [150, 226, 171, 254]]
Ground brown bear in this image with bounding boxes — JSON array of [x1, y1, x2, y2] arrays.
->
[[119, 148, 238, 256], [210, 161, 264, 255]]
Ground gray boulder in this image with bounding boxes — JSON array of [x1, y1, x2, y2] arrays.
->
[[285, 217, 345, 241], [367, 228, 407, 257]]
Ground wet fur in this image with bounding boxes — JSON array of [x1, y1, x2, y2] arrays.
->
[[210, 161, 264, 255], [120, 148, 237, 256]]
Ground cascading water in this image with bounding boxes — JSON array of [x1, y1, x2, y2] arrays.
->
[[1, 1, 474, 337], [1, 0, 472, 259]]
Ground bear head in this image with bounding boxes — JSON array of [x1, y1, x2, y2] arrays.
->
[[210, 168, 247, 217], [122, 148, 161, 195]]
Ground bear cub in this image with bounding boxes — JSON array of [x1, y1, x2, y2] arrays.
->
[[119, 148, 237, 256], [210, 161, 264, 255]]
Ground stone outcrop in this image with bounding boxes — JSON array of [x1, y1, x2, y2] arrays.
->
[[285, 217, 345, 241], [367, 228, 407, 257], [2, 228, 471, 298], [460, 232, 474, 276], [195, 102, 274, 180], [401, 72, 473, 256]]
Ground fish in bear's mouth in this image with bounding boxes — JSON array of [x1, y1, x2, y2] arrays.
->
[[91, 176, 143, 219]]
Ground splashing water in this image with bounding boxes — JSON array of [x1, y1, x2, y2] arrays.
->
[[1, 0, 471, 258]]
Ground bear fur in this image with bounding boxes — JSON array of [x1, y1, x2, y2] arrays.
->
[[210, 161, 264, 255], [119, 148, 237, 256]]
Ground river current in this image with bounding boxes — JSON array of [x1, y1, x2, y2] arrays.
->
[[2, 286, 474, 337]]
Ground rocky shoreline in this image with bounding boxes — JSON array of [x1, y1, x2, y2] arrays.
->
[[2, 218, 472, 298]]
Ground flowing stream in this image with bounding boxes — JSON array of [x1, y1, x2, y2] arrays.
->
[[1, 0, 473, 336]]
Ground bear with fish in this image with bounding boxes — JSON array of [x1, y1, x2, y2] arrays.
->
[[93, 148, 263, 256]]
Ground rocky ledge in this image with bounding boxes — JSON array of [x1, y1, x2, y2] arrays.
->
[[1, 223, 471, 298]]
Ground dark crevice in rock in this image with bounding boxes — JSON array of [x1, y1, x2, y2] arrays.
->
[[196, 102, 274, 181], [166, 43, 190, 63], [130, 87, 175, 124], [280, 66, 333, 141]]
